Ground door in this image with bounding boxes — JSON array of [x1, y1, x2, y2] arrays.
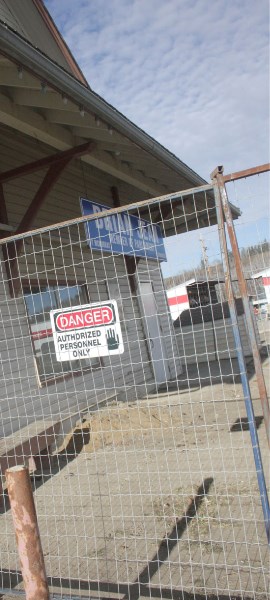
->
[[139, 281, 170, 384]]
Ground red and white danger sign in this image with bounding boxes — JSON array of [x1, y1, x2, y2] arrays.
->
[[50, 300, 124, 361]]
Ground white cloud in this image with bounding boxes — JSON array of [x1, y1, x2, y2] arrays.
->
[[43, 0, 269, 274], [45, 0, 269, 181]]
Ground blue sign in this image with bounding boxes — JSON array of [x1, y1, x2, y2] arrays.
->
[[80, 198, 167, 262]]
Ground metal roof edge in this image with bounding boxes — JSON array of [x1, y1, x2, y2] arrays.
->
[[0, 21, 207, 188]]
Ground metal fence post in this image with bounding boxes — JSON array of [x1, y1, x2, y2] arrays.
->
[[6, 465, 50, 600], [212, 165, 270, 448], [211, 168, 270, 545]]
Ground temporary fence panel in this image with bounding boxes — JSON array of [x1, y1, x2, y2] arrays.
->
[[212, 166, 269, 541], [0, 173, 269, 599], [175, 310, 259, 364], [224, 167, 270, 354]]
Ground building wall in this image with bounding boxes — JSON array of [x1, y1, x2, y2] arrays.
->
[[0, 125, 177, 437]]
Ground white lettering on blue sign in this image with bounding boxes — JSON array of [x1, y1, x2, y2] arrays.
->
[[80, 198, 167, 261]]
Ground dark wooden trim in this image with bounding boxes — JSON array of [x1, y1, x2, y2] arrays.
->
[[0, 182, 17, 296], [159, 203, 173, 222], [6, 158, 72, 290], [0, 142, 95, 184], [16, 158, 71, 236], [1, 243, 12, 294], [0, 182, 8, 223], [111, 185, 121, 208], [124, 255, 140, 294], [110, 185, 141, 293], [139, 199, 180, 224], [3, 142, 96, 297], [3, 241, 21, 297]]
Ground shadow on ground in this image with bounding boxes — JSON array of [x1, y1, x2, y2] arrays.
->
[[0, 424, 90, 515], [230, 415, 264, 432], [2, 476, 252, 600], [159, 351, 269, 392]]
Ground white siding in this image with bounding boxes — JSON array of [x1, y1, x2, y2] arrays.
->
[[0, 246, 157, 437], [0, 126, 168, 437]]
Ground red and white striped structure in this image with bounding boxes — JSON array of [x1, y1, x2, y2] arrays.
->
[[166, 280, 193, 322], [252, 268, 270, 304], [166, 278, 220, 322]]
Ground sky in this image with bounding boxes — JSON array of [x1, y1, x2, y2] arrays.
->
[[44, 0, 269, 275]]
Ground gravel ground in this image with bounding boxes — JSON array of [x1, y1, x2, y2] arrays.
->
[[0, 322, 269, 599]]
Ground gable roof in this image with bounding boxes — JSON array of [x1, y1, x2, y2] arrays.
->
[[0, 0, 88, 84], [32, 0, 89, 86], [0, 19, 207, 195], [0, 1, 240, 233]]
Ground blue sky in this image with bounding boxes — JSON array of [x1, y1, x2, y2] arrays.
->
[[45, 0, 269, 275]]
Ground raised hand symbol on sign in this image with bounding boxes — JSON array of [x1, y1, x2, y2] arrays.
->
[[106, 328, 119, 350]]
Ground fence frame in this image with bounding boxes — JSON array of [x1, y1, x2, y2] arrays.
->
[[211, 164, 270, 545], [0, 164, 269, 596]]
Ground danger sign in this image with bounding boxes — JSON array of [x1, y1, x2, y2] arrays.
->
[[55, 305, 114, 331], [50, 300, 124, 361]]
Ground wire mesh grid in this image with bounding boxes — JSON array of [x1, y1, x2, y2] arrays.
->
[[0, 180, 269, 599], [225, 171, 270, 361]]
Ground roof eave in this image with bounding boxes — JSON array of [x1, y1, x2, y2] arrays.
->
[[0, 22, 206, 189]]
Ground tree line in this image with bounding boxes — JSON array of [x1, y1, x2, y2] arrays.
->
[[164, 240, 270, 301]]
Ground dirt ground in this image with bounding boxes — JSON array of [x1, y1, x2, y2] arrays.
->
[[0, 322, 269, 599]]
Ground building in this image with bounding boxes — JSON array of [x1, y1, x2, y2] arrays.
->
[[0, 0, 240, 438], [252, 268, 270, 311], [166, 278, 219, 322], [166, 278, 257, 364]]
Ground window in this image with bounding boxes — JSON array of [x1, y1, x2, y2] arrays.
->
[[24, 283, 101, 384], [187, 282, 218, 308]]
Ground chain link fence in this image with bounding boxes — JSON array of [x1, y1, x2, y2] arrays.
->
[[0, 169, 269, 599]]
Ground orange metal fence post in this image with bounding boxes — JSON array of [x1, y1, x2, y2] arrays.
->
[[211, 165, 270, 448], [6, 465, 50, 600]]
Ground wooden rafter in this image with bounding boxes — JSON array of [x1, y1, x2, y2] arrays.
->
[[0, 141, 95, 184], [2, 141, 96, 296], [16, 158, 71, 237], [0, 92, 161, 195]]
